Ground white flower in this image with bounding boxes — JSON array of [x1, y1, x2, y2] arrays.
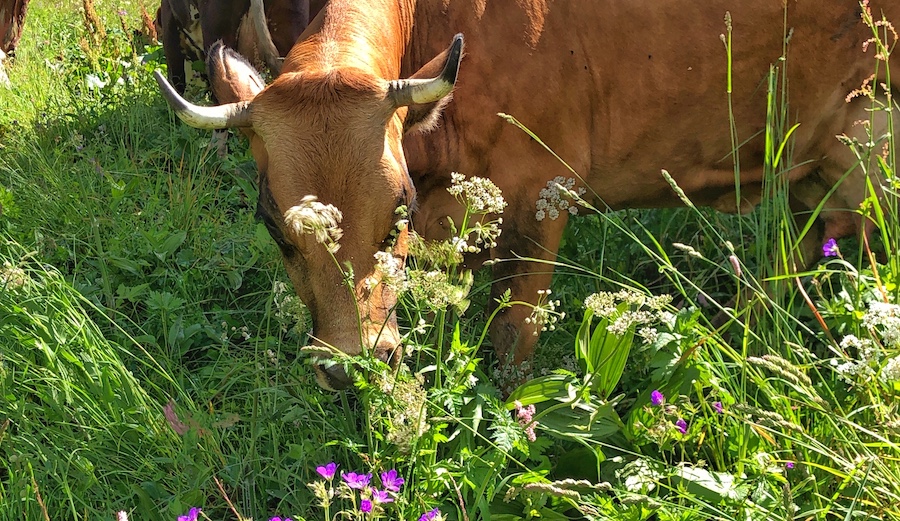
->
[[283, 195, 343, 253], [447, 172, 506, 214], [881, 356, 900, 384], [373, 251, 406, 291], [534, 176, 586, 222]]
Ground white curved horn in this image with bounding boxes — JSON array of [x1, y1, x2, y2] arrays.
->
[[154, 70, 253, 129], [388, 33, 463, 107]]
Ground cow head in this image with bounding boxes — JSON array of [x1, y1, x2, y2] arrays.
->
[[155, 35, 463, 390]]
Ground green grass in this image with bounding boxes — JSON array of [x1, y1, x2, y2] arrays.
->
[[2, 1, 900, 520]]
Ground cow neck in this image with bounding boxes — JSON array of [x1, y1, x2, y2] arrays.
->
[[288, 0, 417, 82]]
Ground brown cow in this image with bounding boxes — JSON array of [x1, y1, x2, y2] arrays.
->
[[0, 0, 29, 86], [156, 1, 899, 390], [156, 0, 310, 93]]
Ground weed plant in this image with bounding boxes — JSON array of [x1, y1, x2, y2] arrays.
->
[[1, 1, 899, 520]]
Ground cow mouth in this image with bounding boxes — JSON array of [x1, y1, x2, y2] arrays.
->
[[307, 340, 402, 391], [313, 362, 354, 391]]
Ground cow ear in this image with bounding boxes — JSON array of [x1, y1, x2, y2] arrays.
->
[[207, 40, 266, 104], [402, 45, 460, 134]]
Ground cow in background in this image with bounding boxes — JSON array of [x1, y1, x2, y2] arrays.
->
[[156, 0, 310, 93], [0, 0, 29, 86]]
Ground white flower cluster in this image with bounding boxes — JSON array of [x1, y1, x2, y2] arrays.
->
[[583, 290, 673, 341], [273, 280, 311, 336], [367, 251, 407, 292], [447, 172, 507, 215], [831, 334, 877, 384], [283, 195, 344, 253], [535, 176, 586, 222], [862, 301, 900, 349], [380, 373, 429, 454], [525, 289, 565, 336], [0, 261, 28, 290], [881, 356, 900, 384], [407, 269, 471, 313], [584, 290, 671, 318]]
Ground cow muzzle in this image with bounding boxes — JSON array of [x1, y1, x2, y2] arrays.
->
[[310, 336, 402, 391]]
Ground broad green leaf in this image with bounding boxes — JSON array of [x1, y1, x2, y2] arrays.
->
[[505, 374, 574, 409]]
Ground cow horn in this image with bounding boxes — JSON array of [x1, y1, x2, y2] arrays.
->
[[388, 33, 464, 107], [154, 70, 253, 129], [249, 0, 282, 75]]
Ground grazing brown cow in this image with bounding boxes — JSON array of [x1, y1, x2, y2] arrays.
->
[[0, 0, 29, 86], [156, 0, 310, 93], [156, 0, 899, 390]]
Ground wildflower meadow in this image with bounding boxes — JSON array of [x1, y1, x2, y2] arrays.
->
[[1, 1, 900, 520]]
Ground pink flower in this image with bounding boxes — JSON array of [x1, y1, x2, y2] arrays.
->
[[164, 400, 189, 436], [822, 238, 839, 257], [316, 462, 338, 480], [380, 469, 404, 491], [419, 508, 441, 521], [360, 499, 373, 513], [342, 472, 371, 489], [514, 401, 538, 442], [371, 489, 393, 504], [675, 418, 688, 434], [177, 507, 200, 521]]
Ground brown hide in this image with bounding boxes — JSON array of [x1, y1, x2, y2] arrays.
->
[[157, 0, 309, 92], [160, 0, 900, 389], [0, 0, 28, 54]]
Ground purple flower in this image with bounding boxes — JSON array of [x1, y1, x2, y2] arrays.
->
[[360, 499, 373, 513], [269, 517, 292, 521], [822, 238, 839, 257], [342, 472, 372, 490], [675, 418, 688, 434], [713, 401, 723, 414], [380, 469, 404, 492], [371, 489, 393, 504], [419, 508, 441, 521], [316, 462, 338, 480], [785, 461, 795, 469], [650, 390, 664, 406], [177, 508, 200, 521]]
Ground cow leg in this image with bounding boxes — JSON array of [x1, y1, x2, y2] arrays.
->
[[488, 197, 570, 380], [159, 4, 188, 93], [201, 0, 249, 52], [264, 0, 309, 55]]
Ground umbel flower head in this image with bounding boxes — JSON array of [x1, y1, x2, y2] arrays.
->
[[284, 195, 344, 253], [447, 172, 507, 214]]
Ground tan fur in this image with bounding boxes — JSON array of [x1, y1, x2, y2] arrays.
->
[[199, 0, 900, 384]]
